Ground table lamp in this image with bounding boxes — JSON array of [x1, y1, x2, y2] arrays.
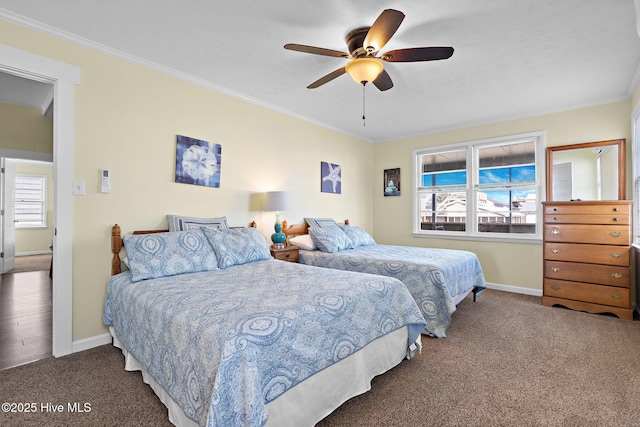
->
[[265, 191, 290, 248]]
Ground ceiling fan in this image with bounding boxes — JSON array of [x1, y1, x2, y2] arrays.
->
[[284, 9, 454, 91]]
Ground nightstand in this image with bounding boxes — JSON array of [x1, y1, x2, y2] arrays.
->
[[270, 245, 299, 263]]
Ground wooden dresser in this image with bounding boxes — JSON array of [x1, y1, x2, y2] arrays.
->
[[542, 200, 633, 320]]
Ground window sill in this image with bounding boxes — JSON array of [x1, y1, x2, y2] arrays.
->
[[412, 232, 542, 245], [16, 226, 48, 230]]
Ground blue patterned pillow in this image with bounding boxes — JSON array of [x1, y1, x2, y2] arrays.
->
[[304, 217, 338, 228], [167, 215, 229, 232], [124, 229, 219, 282], [308, 226, 353, 253], [341, 225, 376, 247], [202, 227, 271, 269]]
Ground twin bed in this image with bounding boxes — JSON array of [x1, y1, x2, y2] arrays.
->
[[283, 218, 487, 338], [104, 220, 426, 427]]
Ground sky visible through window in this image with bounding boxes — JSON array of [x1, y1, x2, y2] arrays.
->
[[423, 165, 535, 204]]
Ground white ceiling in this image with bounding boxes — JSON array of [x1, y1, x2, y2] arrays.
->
[[0, 72, 53, 115], [0, 0, 639, 142]]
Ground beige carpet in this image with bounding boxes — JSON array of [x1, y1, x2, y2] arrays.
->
[[1, 289, 639, 426], [4, 254, 52, 274]]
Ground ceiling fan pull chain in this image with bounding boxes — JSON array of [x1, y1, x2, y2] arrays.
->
[[362, 82, 366, 127]]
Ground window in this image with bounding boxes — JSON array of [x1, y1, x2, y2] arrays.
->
[[414, 131, 545, 241], [15, 173, 47, 229]]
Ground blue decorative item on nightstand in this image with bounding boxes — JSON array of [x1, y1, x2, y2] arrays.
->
[[265, 191, 290, 248]]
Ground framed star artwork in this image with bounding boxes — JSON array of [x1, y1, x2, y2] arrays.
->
[[321, 161, 341, 194], [175, 135, 221, 188]]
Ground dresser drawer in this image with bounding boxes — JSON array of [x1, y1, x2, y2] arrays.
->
[[544, 279, 630, 308], [543, 224, 630, 245], [544, 213, 629, 225], [544, 203, 631, 216], [544, 260, 630, 287], [544, 243, 630, 266]]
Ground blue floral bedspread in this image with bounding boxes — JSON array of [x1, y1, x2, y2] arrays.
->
[[299, 245, 486, 337], [104, 259, 425, 427]]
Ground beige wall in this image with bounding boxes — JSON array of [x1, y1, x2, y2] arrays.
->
[[0, 19, 374, 340], [373, 101, 632, 292], [0, 102, 54, 253], [0, 101, 53, 153], [14, 161, 54, 254]]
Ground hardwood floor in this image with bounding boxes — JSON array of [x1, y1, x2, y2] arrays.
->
[[0, 270, 52, 370]]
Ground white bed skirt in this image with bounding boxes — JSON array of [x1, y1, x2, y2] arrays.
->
[[109, 326, 420, 426]]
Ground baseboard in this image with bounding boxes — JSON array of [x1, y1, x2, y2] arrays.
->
[[485, 282, 542, 297], [16, 251, 51, 256], [72, 332, 112, 353]]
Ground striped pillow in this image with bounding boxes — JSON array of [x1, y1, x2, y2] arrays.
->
[[167, 215, 229, 232]]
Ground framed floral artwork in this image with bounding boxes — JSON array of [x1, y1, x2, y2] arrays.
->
[[384, 168, 400, 196], [175, 135, 221, 188], [321, 161, 341, 194]]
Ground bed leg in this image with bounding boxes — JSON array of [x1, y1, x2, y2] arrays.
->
[[472, 286, 485, 302]]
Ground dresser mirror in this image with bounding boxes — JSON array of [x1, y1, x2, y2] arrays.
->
[[546, 139, 626, 201]]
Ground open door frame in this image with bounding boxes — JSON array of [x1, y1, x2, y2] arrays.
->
[[0, 43, 79, 357], [1, 158, 16, 273]]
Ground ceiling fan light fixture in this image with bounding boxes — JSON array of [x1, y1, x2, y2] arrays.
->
[[345, 57, 384, 84]]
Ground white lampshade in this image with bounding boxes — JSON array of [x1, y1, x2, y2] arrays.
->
[[345, 57, 384, 84], [265, 191, 290, 212]]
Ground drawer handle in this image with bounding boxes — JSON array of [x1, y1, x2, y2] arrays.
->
[[553, 216, 558, 221], [610, 232, 621, 237], [613, 217, 619, 222], [611, 293, 622, 299], [551, 248, 560, 254], [551, 267, 560, 272], [551, 228, 560, 235], [611, 273, 623, 279], [613, 207, 619, 212], [552, 208, 558, 212], [550, 285, 560, 291], [610, 252, 621, 258], [284, 254, 290, 258]]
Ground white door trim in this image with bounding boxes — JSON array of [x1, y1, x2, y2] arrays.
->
[[0, 43, 79, 357]]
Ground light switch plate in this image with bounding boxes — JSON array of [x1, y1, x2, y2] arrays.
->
[[73, 180, 85, 196]]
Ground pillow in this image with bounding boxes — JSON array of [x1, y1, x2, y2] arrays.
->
[[341, 225, 376, 247], [124, 229, 219, 282], [308, 226, 353, 253], [304, 217, 338, 229], [167, 214, 229, 232], [202, 227, 271, 269], [288, 234, 317, 251]]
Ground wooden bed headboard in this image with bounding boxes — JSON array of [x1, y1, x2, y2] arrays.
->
[[282, 219, 350, 239], [111, 221, 257, 276]]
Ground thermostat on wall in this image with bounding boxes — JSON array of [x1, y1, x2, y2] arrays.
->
[[101, 169, 110, 193]]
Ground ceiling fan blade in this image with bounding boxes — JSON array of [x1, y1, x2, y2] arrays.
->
[[373, 70, 393, 91], [284, 43, 349, 58], [363, 9, 405, 53], [307, 67, 346, 89], [382, 47, 454, 62]]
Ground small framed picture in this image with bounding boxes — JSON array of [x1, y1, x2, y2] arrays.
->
[[175, 135, 221, 188], [384, 168, 400, 196], [321, 161, 341, 194]]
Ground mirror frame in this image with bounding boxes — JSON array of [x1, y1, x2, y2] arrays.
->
[[546, 138, 626, 201]]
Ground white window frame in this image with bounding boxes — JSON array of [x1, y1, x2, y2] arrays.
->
[[15, 173, 47, 229], [412, 131, 546, 243]]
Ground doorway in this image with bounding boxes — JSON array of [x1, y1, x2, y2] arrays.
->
[[0, 43, 79, 358], [0, 100, 55, 369]]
